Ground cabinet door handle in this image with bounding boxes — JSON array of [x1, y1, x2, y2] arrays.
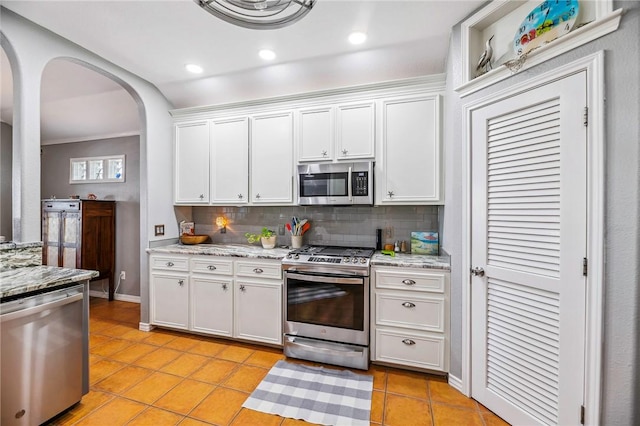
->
[[387, 191, 394, 198], [253, 268, 263, 274], [402, 279, 415, 285], [402, 302, 416, 308], [255, 193, 261, 199], [238, 193, 243, 199], [199, 194, 204, 199], [342, 149, 348, 156], [166, 261, 174, 267], [178, 279, 184, 286], [402, 339, 416, 345], [222, 283, 227, 290], [321, 150, 328, 157], [207, 265, 217, 270], [240, 285, 246, 292]]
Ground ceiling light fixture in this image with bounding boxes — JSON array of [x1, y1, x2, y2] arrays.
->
[[195, 0, 316, 30], [185, 64, 204, 74], [348, 32, 367, 45], [259, 49, 276, 60]]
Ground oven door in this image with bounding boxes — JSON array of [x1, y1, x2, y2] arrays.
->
[[284, 270, 369, 346]]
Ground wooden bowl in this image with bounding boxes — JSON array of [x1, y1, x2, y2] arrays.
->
[[180, 234, 209, 245]]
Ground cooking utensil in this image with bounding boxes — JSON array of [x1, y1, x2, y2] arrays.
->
[[300, 222, 310, 235], [286, 223, 292, 234]]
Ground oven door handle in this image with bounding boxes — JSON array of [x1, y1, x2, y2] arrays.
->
[[285, 271, 363, 285]]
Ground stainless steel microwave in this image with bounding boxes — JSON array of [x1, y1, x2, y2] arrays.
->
[[297, 161, 374, 206]]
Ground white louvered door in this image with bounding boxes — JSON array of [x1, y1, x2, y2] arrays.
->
[[470, 72, 587, 426]]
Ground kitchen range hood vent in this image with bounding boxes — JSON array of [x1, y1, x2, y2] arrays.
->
[[195, 0, 316, 30]]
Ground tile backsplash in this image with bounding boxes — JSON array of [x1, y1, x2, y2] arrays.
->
[[185, 205, 441, 249]]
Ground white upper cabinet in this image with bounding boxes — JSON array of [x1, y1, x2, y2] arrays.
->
[[250, 111, 294, 204], [335, 101, 375, 160], [377, 94, 442, 205], [298, 106, 334, 162], [210, 117, 249, 204], [174, 121, 210, 204]]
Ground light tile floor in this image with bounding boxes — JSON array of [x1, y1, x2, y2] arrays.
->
[[48, 299, 510, 426]]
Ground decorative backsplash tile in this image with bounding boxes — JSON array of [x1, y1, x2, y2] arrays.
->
[[188, 205, 441, 249]]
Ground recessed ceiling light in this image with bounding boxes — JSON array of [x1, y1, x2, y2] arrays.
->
[[185, 64, 203, 74], [259, 49, 276, 61], [348, 32, 367, 45]]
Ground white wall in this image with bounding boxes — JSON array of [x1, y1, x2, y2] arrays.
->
[[443, 1, 640, 423], [0, 8, 175, 322]]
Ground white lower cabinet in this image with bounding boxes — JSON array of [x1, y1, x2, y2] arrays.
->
[[150, 271, 189, 330], [371, 266, 450, 372], [191, 275, 233, 336], [234, 280, 282, 345], [150, 255, 282, 346]]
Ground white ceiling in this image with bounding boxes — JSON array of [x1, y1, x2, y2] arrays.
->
[[1, 0, 484, 143]]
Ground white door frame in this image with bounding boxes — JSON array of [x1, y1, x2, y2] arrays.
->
[[460, 51, 605, 424]]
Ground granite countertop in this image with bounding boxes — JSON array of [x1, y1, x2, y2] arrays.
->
[[371, 252, 451, 271], [0, 266, 99, 300], [0, 241, 43, 251], [147, 243, 290, 260]]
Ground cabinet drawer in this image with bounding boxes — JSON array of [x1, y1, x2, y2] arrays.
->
[[376, 293, 445, 332], [375, 328, 446, 371], [151, 256, 189, 272], [375, 269, 445, 293], [235, 260, 282, 280], [191, 257, 233, 275]]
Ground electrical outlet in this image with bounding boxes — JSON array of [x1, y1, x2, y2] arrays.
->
[[154, 224, 165, 236], [278, 224, 285, 235], [120, 271, 126, 280]]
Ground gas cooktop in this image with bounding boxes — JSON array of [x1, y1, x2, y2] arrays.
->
[[282, 245, 375, 269]]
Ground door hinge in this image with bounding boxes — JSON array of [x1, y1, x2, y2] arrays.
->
[[583, 258, 588, 276], [583, 106, 589, 126], [580, 405, 585, 424]]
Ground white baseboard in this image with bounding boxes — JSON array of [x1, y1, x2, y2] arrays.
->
[[448, 373, 464, 394], [89, 290, 141, 304], [139, 322, 155, 332]]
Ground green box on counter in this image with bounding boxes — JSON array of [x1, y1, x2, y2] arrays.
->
[[411, 231, 439, 255]]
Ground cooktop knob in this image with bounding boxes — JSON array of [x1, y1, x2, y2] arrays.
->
[[343, 257, 350, 263], [360, 258, 367, 263], [294, 254, 299, 259], [352, 257, 359, 263], [286, 253, 292, 259]]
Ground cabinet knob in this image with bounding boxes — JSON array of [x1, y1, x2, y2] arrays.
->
[[322, 150, 328, 157], [238, 193, 243, 199], [255, 193, 261, 199], [166, 262, 174, 267], [178, 279, 184, 286], [207, 265, 217, 270], [402, 339, 416, 345], [199, 194, 204, 199], [253, 268, 263, 274], [387, 191, 394, 198], [402, 279, 416, 285], [402, 302, 416, 308], [222, 283, 228, 290], [342, 149, 348, 156], [240, 285, 246, 292]]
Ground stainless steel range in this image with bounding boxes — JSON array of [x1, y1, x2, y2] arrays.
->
[[282, 245, 374, 370]]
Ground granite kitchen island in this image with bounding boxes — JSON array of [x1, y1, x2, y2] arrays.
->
[[1, 242, 98, 426]]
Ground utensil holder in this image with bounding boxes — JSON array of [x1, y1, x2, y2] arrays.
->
[[291, 235, 303, 249]]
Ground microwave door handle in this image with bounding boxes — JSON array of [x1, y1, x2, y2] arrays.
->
[[348, 166, 353, 201]]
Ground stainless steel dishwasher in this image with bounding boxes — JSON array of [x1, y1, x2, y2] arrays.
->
[[1, 283, 89, 425]]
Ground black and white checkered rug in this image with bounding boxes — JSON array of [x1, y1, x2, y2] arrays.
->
[[242, 360, 373, 426]]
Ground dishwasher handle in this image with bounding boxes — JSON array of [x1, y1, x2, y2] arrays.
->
[[1, 292, 83, 323]]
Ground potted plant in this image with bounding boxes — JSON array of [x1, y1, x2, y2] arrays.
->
[[245, 227, 277, 249]]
